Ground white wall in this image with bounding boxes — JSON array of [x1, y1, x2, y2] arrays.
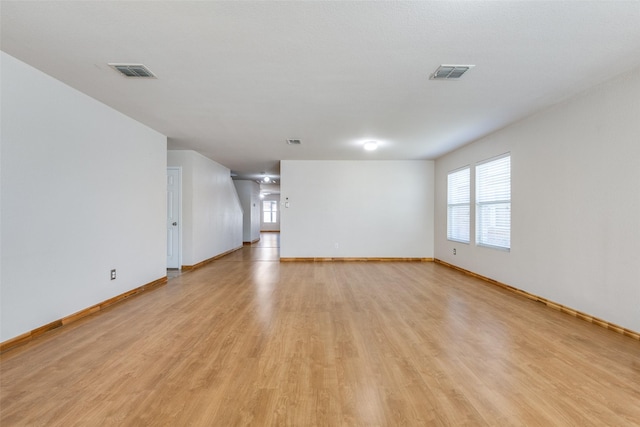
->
[[435, 67, 640, 332], [167, 150, 242, 265], [280, 160, 434, 258], [1, 52, 167, 342], [233, 180, 261, 242], [261, 194, 281, 232]]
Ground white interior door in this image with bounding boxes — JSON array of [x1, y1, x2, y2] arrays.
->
[[167, 167, 181, 269]]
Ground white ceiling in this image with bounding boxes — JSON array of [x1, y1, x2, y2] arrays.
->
[[2, 1, 640, 181]]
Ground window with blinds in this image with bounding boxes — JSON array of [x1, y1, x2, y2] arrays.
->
[[447, 167, 470, 243], [263, 200, 278, 223], [476, 154, 511, 250]]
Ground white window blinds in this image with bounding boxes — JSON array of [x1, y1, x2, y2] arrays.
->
[[447, 167, 470, 243], [263, 200, 277, 223], [476, 154, 511, 250]]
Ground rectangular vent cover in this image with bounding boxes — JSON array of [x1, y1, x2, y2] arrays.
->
[[430, 65, 474, 80], [109, 63, 157, 78], [286, 139, 302, 145]]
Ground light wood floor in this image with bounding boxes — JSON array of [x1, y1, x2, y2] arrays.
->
[[2, 233, 639, 426]]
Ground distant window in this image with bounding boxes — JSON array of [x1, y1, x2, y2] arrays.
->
[[263, 200, 277, 223], [476, 154, 511, 250], [447, 167, 470, 243]]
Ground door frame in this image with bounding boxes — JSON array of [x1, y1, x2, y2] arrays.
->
[[167, 166, 182, 269]]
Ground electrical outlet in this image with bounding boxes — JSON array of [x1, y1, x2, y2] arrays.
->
[[334, 243, 339, 249], [110, 269, 116, 280], [453, 248, 457, 255]]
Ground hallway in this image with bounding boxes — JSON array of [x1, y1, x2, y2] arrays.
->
[[237, 232, 280, 262]]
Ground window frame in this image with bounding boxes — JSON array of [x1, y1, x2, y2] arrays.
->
[[262, 200, 278, 224], [447, 166, 471, 244], [475, 153, 511, 251]]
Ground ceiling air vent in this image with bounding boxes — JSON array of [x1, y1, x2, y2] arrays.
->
[[430, 65, 474, 80], [286, 139, 302, 145], [108, 63, 157, 78]]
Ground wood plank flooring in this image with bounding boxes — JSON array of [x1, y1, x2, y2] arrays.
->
[[2, 234, 639, 426]]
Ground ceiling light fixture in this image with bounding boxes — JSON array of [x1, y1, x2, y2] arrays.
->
[[364, 141, 378, 151], [263, 176, 271, 183]]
